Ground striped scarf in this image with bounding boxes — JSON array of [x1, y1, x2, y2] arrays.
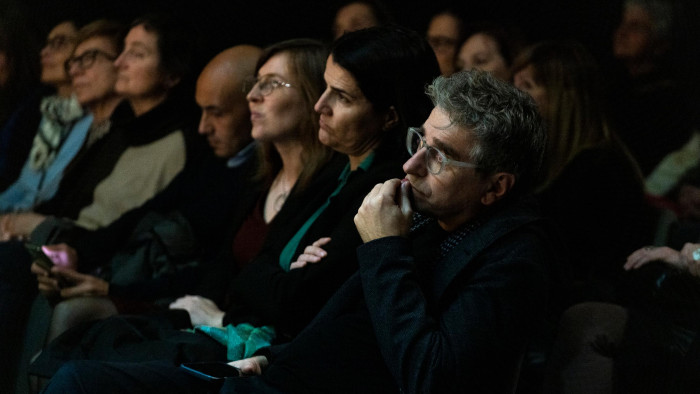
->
[[28, 94, 84, 171]]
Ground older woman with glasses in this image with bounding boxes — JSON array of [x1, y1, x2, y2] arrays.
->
[[0, 20, 85, 213], [0, 20, 123, 216]]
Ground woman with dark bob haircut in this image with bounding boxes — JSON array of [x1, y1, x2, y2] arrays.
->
[[40, 26, 442, 394]]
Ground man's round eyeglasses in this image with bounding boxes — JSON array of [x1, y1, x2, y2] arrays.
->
[[243, 77, 293, 96], [65, 49, 117, 73], [406, 127, 478, 175]]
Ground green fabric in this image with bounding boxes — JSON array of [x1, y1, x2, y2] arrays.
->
[[194, 323, 276, 360], [278, 152, 375, 271]]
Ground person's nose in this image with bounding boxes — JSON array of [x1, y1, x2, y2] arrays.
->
[[113, 51, 126, 69], [314, 89, 331, 115], [403, 147, 428, 177], [246, 83, 262, 103], [198, 113, 211, 135]]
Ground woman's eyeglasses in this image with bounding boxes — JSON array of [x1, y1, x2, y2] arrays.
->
[[64, 49, 117, 73]]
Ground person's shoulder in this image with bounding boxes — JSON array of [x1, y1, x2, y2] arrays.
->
[[468, 197, 553, 266]]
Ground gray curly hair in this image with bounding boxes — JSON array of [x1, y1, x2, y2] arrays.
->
[[426, 69, 546, 196]]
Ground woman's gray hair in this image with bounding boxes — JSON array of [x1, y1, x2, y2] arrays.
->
[[426, 69, 546, 196]]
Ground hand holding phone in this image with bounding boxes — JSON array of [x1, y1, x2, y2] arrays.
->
[[26, 242, 70, 290], [25, 242, 55, 272]]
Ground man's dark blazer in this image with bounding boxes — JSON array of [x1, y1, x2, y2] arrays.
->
[[251, 196, 552, 394]]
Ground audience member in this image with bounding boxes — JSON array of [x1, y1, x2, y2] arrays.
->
[[42, 68, 552, 394], [457, 24, 525, 81], [513, 40, 653, 306], [609, 0, 694, 176], [0, 20, 82, 393], [0, 20, 80, 193], [331, 0, 391, 40], [544, 242, 700, 393], [0, 20, 124, 214], [425, 10, 464, 76]]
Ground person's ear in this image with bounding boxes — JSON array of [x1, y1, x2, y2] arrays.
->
[[481, 172, 516, 206], [382, 106, 399, 131]]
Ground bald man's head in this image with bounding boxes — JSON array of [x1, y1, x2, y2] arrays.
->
[[196, 45, 262, 158]]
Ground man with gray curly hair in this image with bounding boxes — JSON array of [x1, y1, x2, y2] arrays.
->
[[42, 70, 553, 394]]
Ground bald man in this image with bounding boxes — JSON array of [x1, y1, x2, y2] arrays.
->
[[21, 47, 264, 377], [196, 45, 261, 158]]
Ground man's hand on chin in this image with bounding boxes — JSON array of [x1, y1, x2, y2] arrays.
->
[[354, 178, 413, 243]]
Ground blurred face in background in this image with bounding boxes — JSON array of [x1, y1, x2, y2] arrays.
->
[[457, 33, 510, 81], [426, 13, 461, 76], [40, 21, 78, 90], [613, 4, 655, 61], [333, 2, 379, 39], [66, 36, 119, 107], [513, 64, 548, 117]]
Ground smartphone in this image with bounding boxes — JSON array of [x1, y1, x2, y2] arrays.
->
[[180, 362, 242, 381], [24, 242, 54, 272]]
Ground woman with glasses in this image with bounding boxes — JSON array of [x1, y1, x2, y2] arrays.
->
[[0, 20, 85, 209], [35, 27, 440, 391], [0, 20, 123, 216]]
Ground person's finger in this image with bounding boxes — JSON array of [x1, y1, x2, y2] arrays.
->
[[38, 282, 56, 293], [361, 183, 384, 206], [30, 262, 50, 276], [299, 253, 322, 263], [624, 247, 658, 270], [51, 267, 82, 280], [378, 179, 401, 200], [60, 285, 83, 298], [311, 237, 331, 247], [289, 261, 307, 270], [169, 295, 193, 309], [303, 245, 327, 257], [399, 179, 413, 216], [38, 277, 59, 291]]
